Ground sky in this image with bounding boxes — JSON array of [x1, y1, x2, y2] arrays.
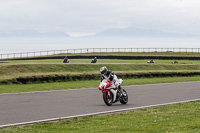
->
[[0, 0, 200, 53], [0, 0, 200, 36]]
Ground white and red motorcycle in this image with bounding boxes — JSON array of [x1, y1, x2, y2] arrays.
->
[[98, 79, 128, 106]]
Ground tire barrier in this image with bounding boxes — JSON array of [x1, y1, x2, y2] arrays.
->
[[1, 71, 200, 84]]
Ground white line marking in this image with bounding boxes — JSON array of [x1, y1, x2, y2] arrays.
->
[[125, 81, 200, 87], [1, 98, 200, 128]]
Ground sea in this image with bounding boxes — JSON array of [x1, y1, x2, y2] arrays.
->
[[1, 36, 200, 55]]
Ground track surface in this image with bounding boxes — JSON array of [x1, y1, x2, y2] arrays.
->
[[0, 81, 200, 127]]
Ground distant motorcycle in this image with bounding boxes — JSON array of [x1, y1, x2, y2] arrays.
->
[[98, 79, 128, 106], [91, 57, 97, 63], [147, 59, 155, 63], [171, 60, 178, 64], [63, 57, 69, 63]]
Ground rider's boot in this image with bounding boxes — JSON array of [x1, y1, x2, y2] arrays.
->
[[118, 85, 125, 96]]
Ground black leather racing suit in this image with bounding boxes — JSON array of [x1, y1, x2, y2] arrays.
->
[[101, 70, 114, 82]]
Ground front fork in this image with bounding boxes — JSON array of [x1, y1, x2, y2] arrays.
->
[[103, 89, 118, 102], [103, 90, 111, 98]]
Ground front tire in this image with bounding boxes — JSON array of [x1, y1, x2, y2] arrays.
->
[[120, 89, 128, 104], [103, 92, 113, 106]]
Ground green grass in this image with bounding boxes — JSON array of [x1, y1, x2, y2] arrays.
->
[[1, 100, 200, 132], [2, 59, 200, 64], [0, 76, 200, 94], [2, 52, 200, 61], [26, 51, 200, 57], [1, 63, 200, 80], [66, 52, 200, 57]]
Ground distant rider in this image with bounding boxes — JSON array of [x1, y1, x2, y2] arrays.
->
[[100, 66, 123, 93], [91, 57, 97, 63], [63, 56, 69, 63]]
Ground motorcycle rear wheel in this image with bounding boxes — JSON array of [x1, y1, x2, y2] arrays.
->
[[120, 89, 128, 104], [103, 92, 113, 106]]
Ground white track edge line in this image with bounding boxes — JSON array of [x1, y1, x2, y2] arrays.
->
[[1, 81, 200, 96], [1, 98, 200, 128], [125, 81, 200, 87]]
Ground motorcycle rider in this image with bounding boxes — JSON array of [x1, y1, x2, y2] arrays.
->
[[91, 57, 97, 63], [100, 66, 123, 94], [63, 56, 69, 63]]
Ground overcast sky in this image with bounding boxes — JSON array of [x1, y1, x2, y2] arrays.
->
[[0, 0, 200, 37]]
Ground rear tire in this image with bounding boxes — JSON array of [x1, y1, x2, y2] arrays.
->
[[120, 89, 128, 104], [103, 92, 113, 106]]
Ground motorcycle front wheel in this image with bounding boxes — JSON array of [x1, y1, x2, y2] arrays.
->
[[103, 92, 113, 106], [120, 89, 128, 104]]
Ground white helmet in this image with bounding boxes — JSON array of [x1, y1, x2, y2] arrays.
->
[[100, 66, 108, 74]]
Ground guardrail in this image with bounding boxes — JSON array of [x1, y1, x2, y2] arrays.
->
[[0, 48, 200, 59]]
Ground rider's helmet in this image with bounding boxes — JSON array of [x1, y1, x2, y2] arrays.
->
[[100, 66, 108, 74], [94, 57, 97, 59]]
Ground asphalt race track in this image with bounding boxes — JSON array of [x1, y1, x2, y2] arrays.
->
[[0, 81, 200, 127]]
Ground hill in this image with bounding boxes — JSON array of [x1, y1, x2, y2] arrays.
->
[[94, 27, 197, 38]]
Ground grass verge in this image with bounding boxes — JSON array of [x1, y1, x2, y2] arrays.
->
[[2, 59, 200, 64], [1, 100, 200, 132], [3, 52, 200, 59], [0, 76, 200, 94], [52, 51, 200, 57], [1, 63, 200, 80]]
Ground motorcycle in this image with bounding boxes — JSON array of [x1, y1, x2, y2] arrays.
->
[[63, 58, 69, 63], [98, 79, 128, 106]]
